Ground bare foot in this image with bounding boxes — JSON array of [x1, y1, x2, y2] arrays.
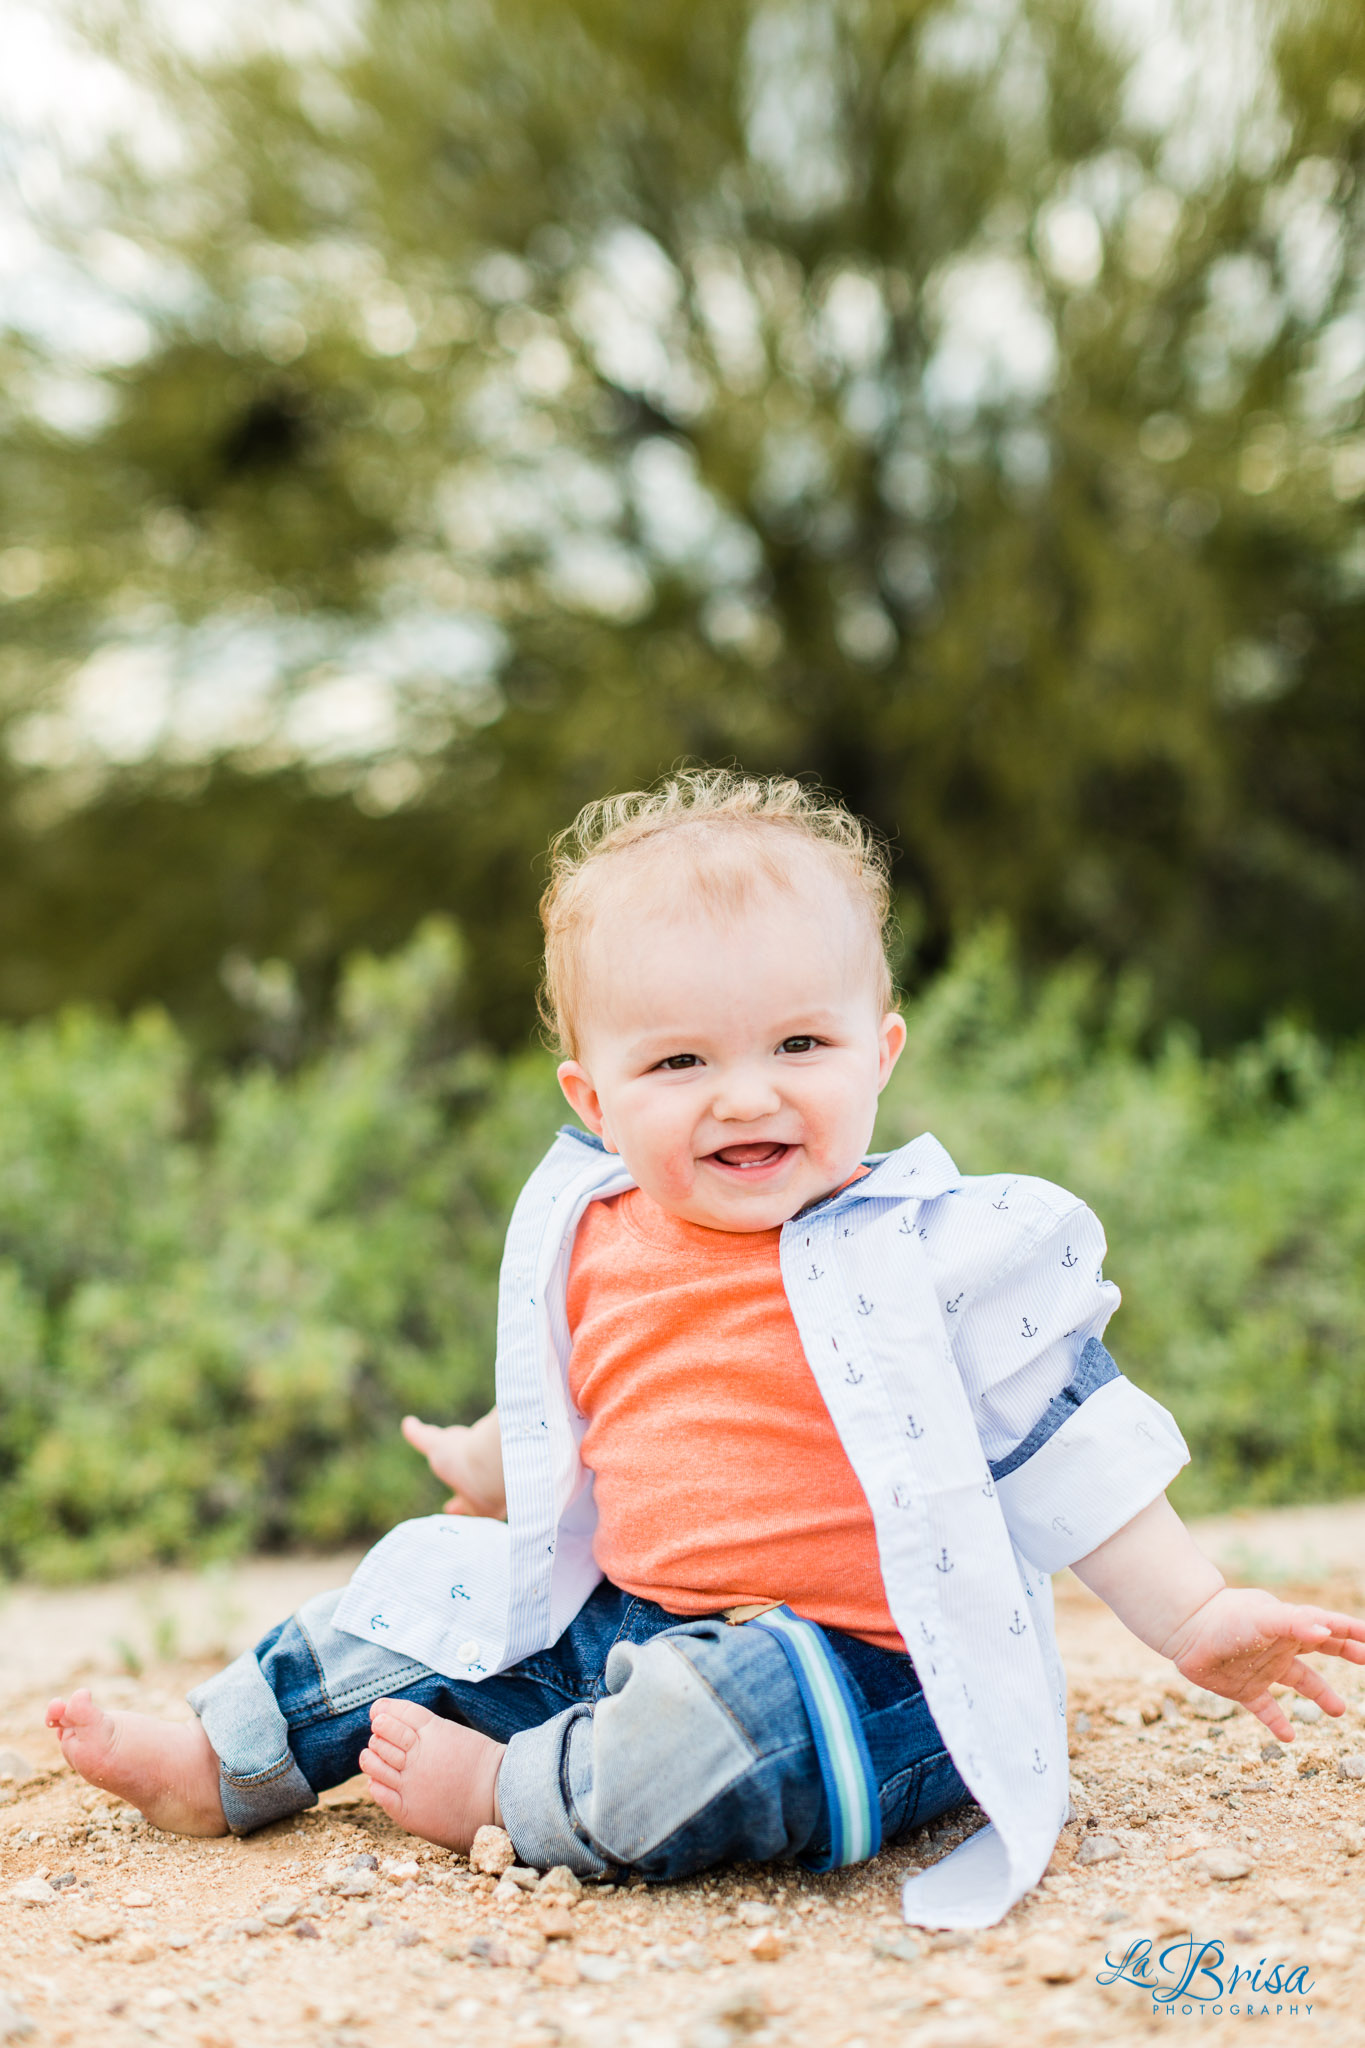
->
[[359, 1698, 505, 1851], [45, 1689, 227, 1836]]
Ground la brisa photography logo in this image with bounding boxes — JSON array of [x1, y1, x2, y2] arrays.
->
[[1097, 1931, 1315, 2018]]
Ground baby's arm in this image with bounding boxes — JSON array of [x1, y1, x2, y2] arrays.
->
[[1071, 1494, 1365, 1741], [401, 1406, 506, 1519]]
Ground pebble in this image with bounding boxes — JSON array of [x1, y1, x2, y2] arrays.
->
[[294, 1921, 322, 1940], [538, 1948, 580, 1987], [469, 1826, 516, 1875], [538, 1864, 583, 1900], [381, 1857, 419, 1881], [121, 1889, 155, 1909], [1076, 1834, 1124, 1866], [536, 1905, 575, 1940], [502, 1865, 541, 1890], [736, 1901, 777, 1926], [125, 1940, 159, 1964], [230, 1917, 267, 1938], [393, 1927, 423, 1948], [745, 1927, 783, 1962], [337, 1870, 377, 1898], [704, 1984, 766, 2033], [1193, 1848, 1254, 1881], [349, 1852, 379, 1870], [871, 1934, 921, 1964], [0, 1992, 34, 2042], [494, 1876, 526, 1904], [71, 1911, 124, 1944], [1337, 1755, 1365, 1780], [1187, 1689, 1237, 1721], [1291, 1699, 1324, 1723], [0, 1751, 37, 1786], [577, 1952, 627, 1983], [1072, 1712, 1091, 1736], [262, 1898, 300, 1927], [1339, 1826, 1365, 1856], [7, 1879, 57, 1907]]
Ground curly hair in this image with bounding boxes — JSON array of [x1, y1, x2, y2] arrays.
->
[[538, 769, 895, 1056]]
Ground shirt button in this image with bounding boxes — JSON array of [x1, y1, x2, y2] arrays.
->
[[456, 1638, 480, 1664]]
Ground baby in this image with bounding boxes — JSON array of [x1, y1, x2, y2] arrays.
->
[[47, 774, 1365, 1928]]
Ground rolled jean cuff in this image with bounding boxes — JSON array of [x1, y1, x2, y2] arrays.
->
[[496, 1708, 608, 1879], [187, 1648, 318, 1833]]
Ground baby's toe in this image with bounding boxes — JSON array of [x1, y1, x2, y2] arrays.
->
[[359, 1744, 403, 1792], [369, 1696, 438, 1734]]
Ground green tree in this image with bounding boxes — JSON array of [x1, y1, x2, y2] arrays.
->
[[3, 0, 1365, 1049]]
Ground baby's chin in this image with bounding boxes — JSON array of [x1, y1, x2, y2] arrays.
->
[[652, 1153, 844, 1231]]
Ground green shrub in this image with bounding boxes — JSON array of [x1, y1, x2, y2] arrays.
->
[[876, 929, 1365, 1514], [1, 920, 1361, 1579]]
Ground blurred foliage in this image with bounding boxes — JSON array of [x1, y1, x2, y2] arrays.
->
[[3, 0, 1365, 1052], [1, 922, 1362, 1579]]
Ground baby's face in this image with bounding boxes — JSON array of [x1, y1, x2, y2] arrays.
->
[[557, 865, 906, 1232]]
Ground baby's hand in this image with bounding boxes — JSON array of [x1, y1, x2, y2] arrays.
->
[[1160, 1588, 1365, 1741], [401, 1408, 506, 1520]]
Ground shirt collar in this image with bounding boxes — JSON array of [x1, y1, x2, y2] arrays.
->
[[555, 1124, 960, 1213]]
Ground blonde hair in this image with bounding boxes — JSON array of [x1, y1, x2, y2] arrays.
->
[[538, 770, 895, 1056]]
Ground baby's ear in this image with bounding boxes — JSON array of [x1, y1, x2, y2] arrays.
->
[[877, 1011, 908, 1087], [557, 1060, 609, 1141]]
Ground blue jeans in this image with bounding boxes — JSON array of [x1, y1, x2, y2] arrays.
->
[[189, 1581, 968, 1880]]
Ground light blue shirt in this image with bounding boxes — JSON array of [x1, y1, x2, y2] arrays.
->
[[335, 1127, 1188, 1928]]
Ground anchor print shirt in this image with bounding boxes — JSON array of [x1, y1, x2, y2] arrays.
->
[[565, 1181, 905, 1651], [336, 1128, 1189, 1931]]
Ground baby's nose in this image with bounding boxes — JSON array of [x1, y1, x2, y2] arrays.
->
[[712, 1069, 783, 1119]]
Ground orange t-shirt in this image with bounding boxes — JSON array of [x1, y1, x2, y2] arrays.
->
[[565, 1186, 905, 1653]]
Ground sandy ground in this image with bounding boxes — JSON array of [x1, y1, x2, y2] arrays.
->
[[1, 1506, 1364, 2047]]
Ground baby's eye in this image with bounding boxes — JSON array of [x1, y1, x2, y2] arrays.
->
[[779, 1035, 820, 1054], [656, 1053, 701, 1070]]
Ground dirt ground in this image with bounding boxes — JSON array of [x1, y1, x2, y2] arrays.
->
[[2, 1504, 1364, 2048]]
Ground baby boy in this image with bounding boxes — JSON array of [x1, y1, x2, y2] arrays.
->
[[47, 774, 1365, 1928]]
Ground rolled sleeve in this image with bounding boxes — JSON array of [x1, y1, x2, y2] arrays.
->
[[991, 1374, 1190, 1572]]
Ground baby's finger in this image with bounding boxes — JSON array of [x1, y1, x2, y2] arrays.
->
[[1245, 1691, 1295, 1742], [1280, 1659, 1346, 1717]]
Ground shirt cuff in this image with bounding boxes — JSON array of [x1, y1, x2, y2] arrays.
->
[[992, 1374, 1190, 1572]]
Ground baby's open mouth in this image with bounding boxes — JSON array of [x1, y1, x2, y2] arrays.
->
[[707, 1143, 792, 1171]]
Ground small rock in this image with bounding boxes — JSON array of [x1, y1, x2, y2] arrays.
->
[[467, 1933, 512, 1967], [262, 1898, 300, 1927], [745, 1926, 783, 1962], [1260, 1741, 1286, 1763], [502, 1865, 541, 1890], [0, 1994, 34, 2043], [871, 1934, 921, 1963], [1337, 1754, 1365, 1780], [537, 1905, 575, 1940], [537, 1864, 583, 1900], [121, 1889, 155, 1910], [7, 1878, 57, 1907], [348, 1852, 379, 1871], [1193, 1848, 1253, 1881], [72, 1912, 124, 1944], [140, 1990, 176, 2013], [1076, 1833, 1124, 1866], [336, 1870, 377, 1898], [49, 1872, 77, 1891], [704, 1984, 767, 2033], [1291, 1698, 1323, 1724], [538, 1947, 580, 1986], [1108, 1707, 1141, 1729], [1071, 1712, 1091, 1737], [736, 1901, 777, 1926], [164, 1931, 193, 1951], [293, 1920, 322, 1940], [468, 1825, 516, 1875], [230, 1917, 267, 1938], [577, 1952, 627, 1983], [0, 1751, 37, 1786], [380, 1857, 419, 1882], [1030, 1938, 1082, 1983], [1339, 1826, 1365, 1856], [1187, 1689, 1237, 1721], [493, 1875, 525, 1904], [125, 1940, 159, 1964], [393, 1926, 423, 1948]]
